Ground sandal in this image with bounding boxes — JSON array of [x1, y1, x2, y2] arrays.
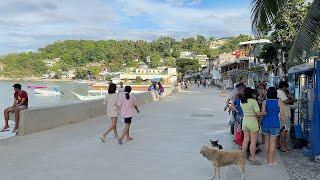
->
[[118, 138, 123, 145], [278, 147, 287, 152], [100, 136, 106, 142], [126, 137, 133, 142], [268, 161, 277, 166]]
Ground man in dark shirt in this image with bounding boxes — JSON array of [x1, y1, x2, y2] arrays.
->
[[1, 84, 28, 133]]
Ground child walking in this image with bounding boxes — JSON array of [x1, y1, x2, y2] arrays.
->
[[100, 83, 119, 142], [117, 86, 140, 145]]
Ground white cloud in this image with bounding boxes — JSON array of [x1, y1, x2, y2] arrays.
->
[[0, 0, 251, 54]]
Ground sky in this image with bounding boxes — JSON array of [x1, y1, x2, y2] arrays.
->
[[0, 0, 252, 55]]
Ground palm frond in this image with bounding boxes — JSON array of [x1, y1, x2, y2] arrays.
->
[[289, 0, 320, 65], [251, 0, 287, 34]]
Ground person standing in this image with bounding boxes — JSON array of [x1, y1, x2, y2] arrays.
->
[[100, 83, 119, 142], [118, 82, 125, 94], [277, 81, 296, 152], [117, 86, 140, 145], [260, 87, 286, 165], [2, 84, 28, 133], [240, 87, 263, 165]]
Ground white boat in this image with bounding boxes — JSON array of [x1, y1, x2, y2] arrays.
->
[[75, 79, 95, 85], [34, 88, 61, 96], [72, 90, 106, 101]]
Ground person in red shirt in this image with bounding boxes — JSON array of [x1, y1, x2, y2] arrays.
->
[[1, 84, 28, 133]]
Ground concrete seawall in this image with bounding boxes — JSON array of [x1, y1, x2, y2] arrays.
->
[[17, 86, 179, 135]]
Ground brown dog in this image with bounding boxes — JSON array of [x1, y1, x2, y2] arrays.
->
[[200, 146, 245, 180]]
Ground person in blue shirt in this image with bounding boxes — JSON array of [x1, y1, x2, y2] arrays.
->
[[260, 87, 286, 166]]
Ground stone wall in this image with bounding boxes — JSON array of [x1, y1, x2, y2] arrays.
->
[[17, 87, 179, 135]]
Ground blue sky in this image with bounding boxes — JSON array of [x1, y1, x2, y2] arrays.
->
[[0, 0, 252, 55]]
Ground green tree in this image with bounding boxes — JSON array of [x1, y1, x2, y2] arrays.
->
[[165, 57, 176, 67], [150, 53, 161, 68], [176, 58, 200, 74], [135, 76, 143, 84], [251, 0, 320, 65]]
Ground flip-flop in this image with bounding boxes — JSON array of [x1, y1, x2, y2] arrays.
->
[[100, 136, 106, 142], [278, 147, 287, 152], [1, 129, 10, 132], [268, 161, 277, 166], [126, 137, 133, 142], [118, 138, 123, 145]]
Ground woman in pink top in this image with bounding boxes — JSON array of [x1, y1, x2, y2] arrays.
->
[[100, 83, 119, 142], [117, 86, 140, 145]]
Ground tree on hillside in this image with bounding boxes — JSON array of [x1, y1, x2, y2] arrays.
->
[[176, 58, 200, 74], [150, 53, 161, 68], [165, 57, 176, 67]]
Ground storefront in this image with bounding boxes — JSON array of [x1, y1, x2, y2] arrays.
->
[[288, 57, 320, 159]]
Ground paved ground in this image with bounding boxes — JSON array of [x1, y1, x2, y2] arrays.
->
[[0, 88, 290, 180]]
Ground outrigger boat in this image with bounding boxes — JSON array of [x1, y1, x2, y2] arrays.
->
[[34, 86, 62, 96], [27, 85, 48, 89], [72, 90, 106, 101]]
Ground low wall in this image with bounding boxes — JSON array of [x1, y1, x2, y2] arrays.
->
[[16, 88, 179, 135]]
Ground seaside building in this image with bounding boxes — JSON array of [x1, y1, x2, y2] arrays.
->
[[113, 66, 177, 85]]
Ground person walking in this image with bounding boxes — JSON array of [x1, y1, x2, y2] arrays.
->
[[100, 83, 119, 142], [117, 86, 140, 145], [240, 87, 263, 165], [260, 87, 286, 165]]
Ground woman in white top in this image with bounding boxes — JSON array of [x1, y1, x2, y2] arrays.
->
[[100, 83, 119, 142]]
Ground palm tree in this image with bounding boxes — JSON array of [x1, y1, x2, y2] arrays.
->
[[251, 0, 320, 64]]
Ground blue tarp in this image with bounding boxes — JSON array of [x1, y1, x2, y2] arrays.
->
[[310, 61, 320, 157]]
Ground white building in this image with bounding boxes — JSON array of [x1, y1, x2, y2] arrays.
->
[[180, 51, 193, 59], [195, 55, 209, 68], [115, 67, 177, 85], [43, 58, 60, 67]]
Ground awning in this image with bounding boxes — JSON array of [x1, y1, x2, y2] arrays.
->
[[288, 63, 314, 74]]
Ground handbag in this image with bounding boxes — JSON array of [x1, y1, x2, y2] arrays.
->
[[235, 128, 244, 146]]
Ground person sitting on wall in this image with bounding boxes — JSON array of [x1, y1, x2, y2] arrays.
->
[[1, 84, 28, 133]]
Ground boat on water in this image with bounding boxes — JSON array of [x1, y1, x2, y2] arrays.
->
[[27, 85, 48, 89], [72, 90, 107, 101], [75, 79, 95, 86], [34, 86, 62, 96]]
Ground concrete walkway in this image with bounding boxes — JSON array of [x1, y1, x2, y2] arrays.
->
[[0, 88, 290, 180]]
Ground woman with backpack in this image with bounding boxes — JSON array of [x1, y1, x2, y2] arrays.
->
[[117, 86, 140, 145]]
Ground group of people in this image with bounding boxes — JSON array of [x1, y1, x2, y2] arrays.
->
[[225, 78, 296, 165], [0, 82, 140, 146], [101, 83, 140, 145], [148, 81, 164, 98]]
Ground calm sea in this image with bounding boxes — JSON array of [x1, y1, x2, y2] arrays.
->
[[0, 81, 91, 126]]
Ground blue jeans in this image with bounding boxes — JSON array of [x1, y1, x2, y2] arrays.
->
[[261, 128, 280, 136]]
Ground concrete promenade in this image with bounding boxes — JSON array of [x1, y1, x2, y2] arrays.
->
[[0, 88, 290, 180]]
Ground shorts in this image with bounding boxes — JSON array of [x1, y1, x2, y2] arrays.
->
[[242, 117, 259, 132], [124, 117, 132, 124], [11, 105, 27, 111], [261, 128, 280, 136]]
